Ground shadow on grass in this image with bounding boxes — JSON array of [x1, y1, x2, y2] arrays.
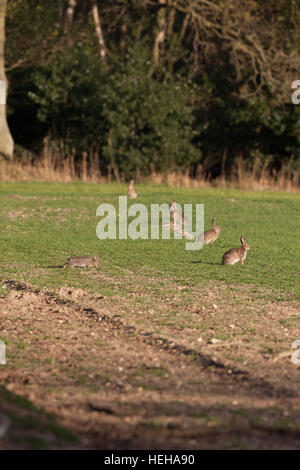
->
[[77, 400, 300, 449], [0, 385, 80, 449], [191, 260, 220, 265], [46, 265, 65, 269]]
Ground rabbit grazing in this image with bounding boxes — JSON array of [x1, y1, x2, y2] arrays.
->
[[222, 237, 250, 265], [197, 219, 221, 245], [63, 255, 99, 268], [128, 180, 138, 199]]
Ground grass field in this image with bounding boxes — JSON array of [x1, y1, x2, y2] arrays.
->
[[0, 182, 299, 449]]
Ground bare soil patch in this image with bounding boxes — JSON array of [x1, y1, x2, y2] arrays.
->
[[0, 279, 299, 449]]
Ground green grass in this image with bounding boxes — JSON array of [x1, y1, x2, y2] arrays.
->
[[0, 182, 299, 300]]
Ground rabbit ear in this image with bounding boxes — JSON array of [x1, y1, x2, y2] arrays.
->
[[240, 237, 245, 245], [212, 219, 216, 226]]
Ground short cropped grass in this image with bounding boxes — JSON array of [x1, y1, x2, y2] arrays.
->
[[0, 182, 299, 300]]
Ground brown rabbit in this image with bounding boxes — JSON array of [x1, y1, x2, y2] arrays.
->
[[169, 200, 188, 225], [197, 219, 221, 245], [128, 179, 138, 199], [222, 237, 250, 265], [63, 255, 99, 268]]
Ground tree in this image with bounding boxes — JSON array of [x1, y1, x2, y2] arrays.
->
[[0, 0, 13, 158], [4, 1, 300, 178], [64, 0, 77, 30], [91, 0, 107, 62]]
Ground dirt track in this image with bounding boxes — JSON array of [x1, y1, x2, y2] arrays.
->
[[0, 279, 299, 449]]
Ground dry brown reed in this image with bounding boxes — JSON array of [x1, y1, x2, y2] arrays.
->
[[1, 153, 299, 191]]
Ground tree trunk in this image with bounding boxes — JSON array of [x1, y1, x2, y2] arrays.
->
[[108, 129, 120, 184], [91, 0, 107, 62], [64, 0, 77, 29], [0, 0, 13, 159], [153, 0, 167, 65]]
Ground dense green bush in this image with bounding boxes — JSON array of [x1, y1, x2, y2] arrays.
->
[[28, 42, 106, 156], [101, 44, 201, 175], [26, 41, 201, 177]]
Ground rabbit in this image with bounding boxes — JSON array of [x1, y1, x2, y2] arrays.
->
[[222, 237, 250, 265], [63, 255, 99, 268], [168, 200, 196, 239], [128, 179, 138, 199], [197, 219, 221, 245], [166, 220, 195, 240], [170, 200, 188, 225]]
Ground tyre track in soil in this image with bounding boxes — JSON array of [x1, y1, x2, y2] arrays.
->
[[3, 279, 296, 400]]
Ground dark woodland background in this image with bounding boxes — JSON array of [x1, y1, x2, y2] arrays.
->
[[5, 0, 300, 183]]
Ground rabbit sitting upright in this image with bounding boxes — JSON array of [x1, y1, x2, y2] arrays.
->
[[128, 180, 138, 199], [222, 237, 250, 265], [197, 219, 221, 245]]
